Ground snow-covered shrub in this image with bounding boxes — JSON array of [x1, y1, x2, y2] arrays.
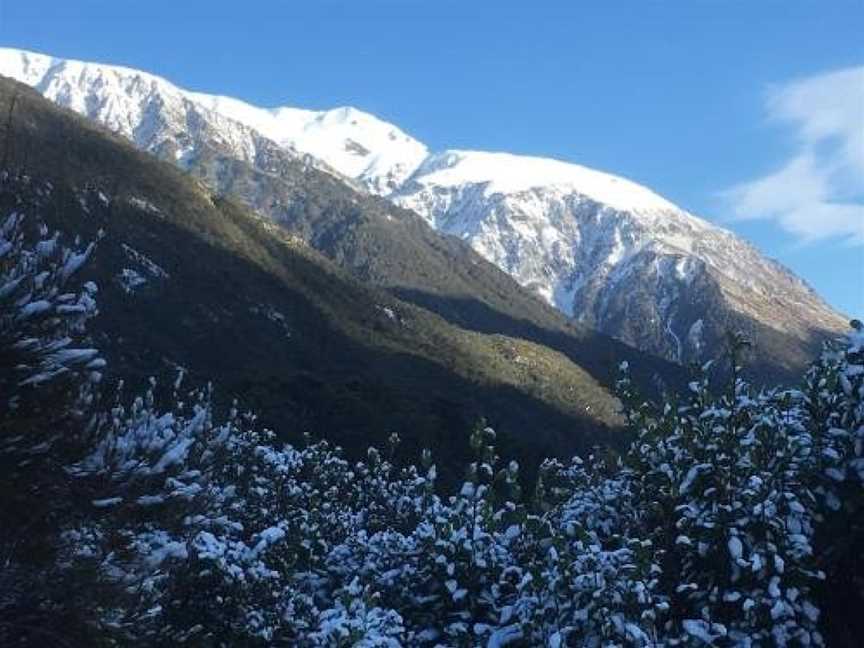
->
[[800, 322, 864, 646], [309, 577, 405, 647], [803, 320, 864, 491], [516, 456, 663, 646], [397, 425, 524, 645], [0, 211, 100, 468], [0, 210, 103, 644], [64, 381, 254, 642], [611, 337, 828, 646], [3, 200, 862, 646], [71, 405, 439, 643]]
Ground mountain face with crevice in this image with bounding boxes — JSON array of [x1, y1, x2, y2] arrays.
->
[[389, 150, 847, 376], [0, 47, 847, 380]]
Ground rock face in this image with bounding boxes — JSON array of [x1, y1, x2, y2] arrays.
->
[[0, 48, 847, 377], [390, 150, 847, 370]]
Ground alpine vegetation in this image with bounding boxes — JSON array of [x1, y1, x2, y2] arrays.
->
[[1, 211, 862, 645]]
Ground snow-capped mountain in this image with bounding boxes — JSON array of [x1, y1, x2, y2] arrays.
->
[[0, 47, 847, 369], [1, 48, 267, 168], [389, 150, 847, 364], [187, 93, 428, 195], [0, 48, 425, 193]]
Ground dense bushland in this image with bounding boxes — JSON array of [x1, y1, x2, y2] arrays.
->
[[1, 212, 861, 646]]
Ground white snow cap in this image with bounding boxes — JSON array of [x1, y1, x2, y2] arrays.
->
[[0, 46, 844, 340], [0, 48, 59, 85], [407, 150, 680, 213], [188, 93, 429, 193], [0, 46, 675, 210], [0, 47, 428, 195]]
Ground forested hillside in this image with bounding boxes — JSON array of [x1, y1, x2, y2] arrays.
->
[[0, 77, 687, 484]]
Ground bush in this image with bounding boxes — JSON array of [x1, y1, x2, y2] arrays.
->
[[2, 208, 861, 645]]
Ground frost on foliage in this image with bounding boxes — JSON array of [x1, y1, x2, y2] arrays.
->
[[0, 203, 106, 644], [0, 209, 102, 479], [17, 352, 857, 644], [607, 345, 843, 646], [806, 321, 864, 488], [115, 245, 169, 294], [1, 212, 101, 400], [116, 267, 147, 294], [121, 243, 169, 279], [2, 211, 861, 647]]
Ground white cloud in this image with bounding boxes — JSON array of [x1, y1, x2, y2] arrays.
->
[[723, 66, 864, 244]]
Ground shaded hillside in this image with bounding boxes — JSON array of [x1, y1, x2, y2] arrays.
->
[[173, 118, 686, 395], [0, 77, 655, 482]]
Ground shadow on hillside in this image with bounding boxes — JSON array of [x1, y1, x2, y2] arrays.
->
[[1, 181, 610, 492], [391, 287, 687, 399], [0, 75, 621, 490]]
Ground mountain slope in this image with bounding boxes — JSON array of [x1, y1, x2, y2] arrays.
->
[[392, 150, 847, 378], [0, 48, 684, 396], [1, 76, 654, 487], [0, 47, 846, 380]]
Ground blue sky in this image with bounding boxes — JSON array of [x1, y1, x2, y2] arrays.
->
[[2, 0, 862, 316]]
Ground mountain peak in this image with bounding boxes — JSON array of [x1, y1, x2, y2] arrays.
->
[[0, 47, 428, 195], [187, 95, 429, 194]]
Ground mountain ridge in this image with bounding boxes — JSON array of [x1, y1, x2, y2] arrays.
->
[[1, 75, 661, 485], [0, 47, 846, 379]]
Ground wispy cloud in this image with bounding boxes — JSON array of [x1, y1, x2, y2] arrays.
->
[[723, 66, 864, 244]]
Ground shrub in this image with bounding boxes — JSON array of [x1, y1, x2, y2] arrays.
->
[[2, 207, 861, 646]]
